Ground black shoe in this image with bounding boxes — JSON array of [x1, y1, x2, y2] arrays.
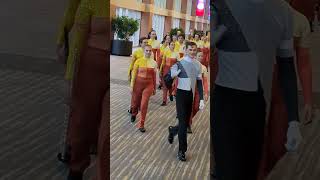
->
[[177, 151, 186, 161], [131, 116, 136, 123], [168, 126, 174, 144], [128, 109, 132, 114], [139, 127, 146, 133], [169, 95, 174, 101], [161, 102, 166, 106], [187, 126, 192, 134], [158, 85, 162, 90], [67, 171, 83, 180]]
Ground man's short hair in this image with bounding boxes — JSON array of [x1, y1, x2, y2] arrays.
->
[[178, 34, 185, 39], [144, 44, 152, 49], [139, 37, 148, 45], [185, 41, 197, 49]]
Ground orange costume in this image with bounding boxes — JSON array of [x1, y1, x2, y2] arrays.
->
[[148, 39, 161, 67], [160, 50, 180, 104], [131, 57, 157, 129], [201, 41, 210, 69], [189, 63, 209, 126]]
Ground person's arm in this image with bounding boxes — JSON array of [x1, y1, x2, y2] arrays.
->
[[196, 66, 204, 101], [128, 52, 137, 79], [211, 3, 227, 48], [57, 0, 81, 46], [202, 67, 209, 99], [65, 0, 91, 80], [295, 22, 313, 107], [160, 53, 166, 74], [130, 60, 139, 89]]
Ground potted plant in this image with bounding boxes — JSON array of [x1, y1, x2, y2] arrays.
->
[[111, 16, 139, 56], [169, 28, 185, 37]]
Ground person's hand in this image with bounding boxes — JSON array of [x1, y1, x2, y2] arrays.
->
[[303, 103, 313, 125], [205, 95, 209, 101], [199, 100, 205, 110], [56, 45, 66, 64], [171, 69, 181, 78], [130, 87, 133, 94], [285, 121, 303, 152]]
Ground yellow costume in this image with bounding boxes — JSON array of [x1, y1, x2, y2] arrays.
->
[[63, 0, 108, 80], [160, 50, 180, 73], [56, 0, 81, 46], [131, 57, 158, 88], [148, 39, 160, 49], [128, 47, 144, 77]]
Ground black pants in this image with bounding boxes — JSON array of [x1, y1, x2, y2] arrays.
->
[[211, 84, 266, 180], [171, 89, 193, 153]]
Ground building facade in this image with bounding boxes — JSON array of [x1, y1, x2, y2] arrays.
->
[[111, 0, 210, 46]]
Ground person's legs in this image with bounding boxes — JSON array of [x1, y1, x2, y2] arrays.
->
[[212, 85, 265, 180], [138, 84, 153, 129], [176, 89, 193, 153], [69, 48, 107, 177]]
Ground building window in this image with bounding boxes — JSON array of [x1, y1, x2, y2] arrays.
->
[[174, 0, 181, 12], [154, 0, 166, 9], [186, 0, 192, 15], [172, 18, 180, 29], [152, 14, 165, 42], [185, 20, 191, 34]]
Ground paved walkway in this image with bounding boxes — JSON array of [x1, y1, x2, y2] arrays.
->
[[0, 54, 95, 180], [110, 55, 211, 179]]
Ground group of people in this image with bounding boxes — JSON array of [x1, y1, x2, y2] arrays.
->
[[212, 0, 314, 180], [127, 29, 210, 161]]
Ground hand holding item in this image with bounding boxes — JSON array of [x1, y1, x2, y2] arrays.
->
[[285, 121, 303, 152], [199, 100, 205, 110]]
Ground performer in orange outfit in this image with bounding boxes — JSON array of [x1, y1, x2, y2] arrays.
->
[[148, 30, 161, 67], [130, 45, 157, 133], [257, 5, 313, 180], [201, 36, 210, 69], [127, 37, 149, 114], [63, 0, 108, 179], [160, 41, 180, 106], [187, 51, 209, 133], [159, 35, 171, 64]]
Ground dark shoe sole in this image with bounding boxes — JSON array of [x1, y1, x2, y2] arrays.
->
[[139, 128, 146, 133]]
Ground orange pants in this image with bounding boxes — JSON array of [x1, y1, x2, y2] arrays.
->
[[189, 77, 208, 125], [201, 48, 210, 69], [152, 48, 161, 68], [93, 91, 109, 180], [132, 68, 156, 128], [69, 47, 108, 173], [162, 58, 177, 103], [257, 65, 288, 180]]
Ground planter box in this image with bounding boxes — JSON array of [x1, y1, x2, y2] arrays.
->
[[111, 40, 132, 56]]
